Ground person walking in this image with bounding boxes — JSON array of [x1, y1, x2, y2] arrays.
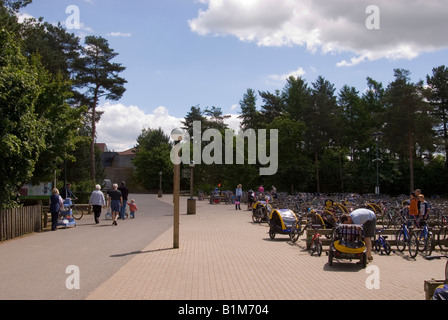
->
[[118, 181, 129, 219], [89, 184, 106, 224], [108, 184, 123, 226], [49, 188, 64, 231], [235, 184, 243, 210], [340, 208, 377, 262]]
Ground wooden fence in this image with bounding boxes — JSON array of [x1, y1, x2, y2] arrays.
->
[[0, 205, 42, 242]]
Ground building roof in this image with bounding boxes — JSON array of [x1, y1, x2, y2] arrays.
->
[[118, 148, 137, 156]]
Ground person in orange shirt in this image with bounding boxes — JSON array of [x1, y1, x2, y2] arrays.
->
[[408, 192, 419, 226]]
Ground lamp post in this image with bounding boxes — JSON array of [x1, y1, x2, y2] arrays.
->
[[158, 171, 163, 198], [372, 132, 383, 196], [187, 161, 196, 215], [171, 128, 183, 249]]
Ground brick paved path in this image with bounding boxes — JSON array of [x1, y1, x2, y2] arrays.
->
[[87, 195, 446, 300]]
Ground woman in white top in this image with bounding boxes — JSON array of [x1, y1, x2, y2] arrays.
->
[[89, 185, 106, 224]]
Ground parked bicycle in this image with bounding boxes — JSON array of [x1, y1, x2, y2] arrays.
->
[[308, 227, 323, 257], [437, 214, 448, 252], [374, 228, 392, 255], [415, 219, 434, 257], [396, 216, 419, 259]]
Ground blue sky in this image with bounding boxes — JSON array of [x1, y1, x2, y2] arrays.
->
[[20, 0, 448, 151]]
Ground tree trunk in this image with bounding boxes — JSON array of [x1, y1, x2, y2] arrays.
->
[[90, 88, 99, 182], [408, 131, 414, 193], [315, 152, 320, 193]]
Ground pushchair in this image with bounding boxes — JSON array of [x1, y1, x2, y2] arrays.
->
[[268, 209, 298, 240], [328, 224, 367, 268], [58, 198, 77, 228]]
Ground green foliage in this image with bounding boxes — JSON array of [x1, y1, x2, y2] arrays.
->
[[0, 29, 45, 208], [133, 128, 173, 191]]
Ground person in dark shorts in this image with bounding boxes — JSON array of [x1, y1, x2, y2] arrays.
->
[[107, 184, 122, 226], [340, 208, 377, 262]]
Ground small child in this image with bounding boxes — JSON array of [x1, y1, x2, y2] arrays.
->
[[127, 199, 138, 219]]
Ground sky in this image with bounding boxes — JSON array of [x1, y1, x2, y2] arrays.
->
[[19, 0, 448, 151]]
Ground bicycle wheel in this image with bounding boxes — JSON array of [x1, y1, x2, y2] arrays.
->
[[416, 230, 425, 253], [72, 207, 83, 220], [374, 239, 382, 253], [438, 227, 448, 252], [424, 232, 433, 257], [316, 241, 323, 257], [384, 241, 392, 255], [445, 260, 448, 282], [289, 221, 302, 243], [396, 230, 406, 252], [408, 232, 419, 259], [269, 227, 276, 239]]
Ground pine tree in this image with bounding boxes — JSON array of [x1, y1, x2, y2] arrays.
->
[[73, 36, 127, 181]]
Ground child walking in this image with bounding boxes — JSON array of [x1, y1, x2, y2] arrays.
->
[[127, 199, 138, 219]]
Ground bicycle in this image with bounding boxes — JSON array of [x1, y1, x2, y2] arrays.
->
[[65, 198, 83, 220], [374, 228, 392, 255], [308, 227, 323, 257], [396, 216, 419, 258], [415, 219, 434, 257], [437, 214, 448, 252]]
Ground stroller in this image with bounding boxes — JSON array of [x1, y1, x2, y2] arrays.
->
[[328, 224, 367, 268], [58, 198, 77, 228], [268, 209, 298, 240]]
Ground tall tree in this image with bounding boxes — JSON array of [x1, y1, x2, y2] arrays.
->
[[427, 65, 448, 168], [181, 105, 207, 144], [282, 76, 310, 121], [239, 88, 260, 131], [258, 89, 285, 126], [304, 76, 338, 193], [381, 69, 437, 192], [73, 36, 127, 182]]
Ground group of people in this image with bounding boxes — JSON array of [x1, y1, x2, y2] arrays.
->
[[409, 189, 431, 224], [49, 181, 138, 230], [339, 188, 430, 264], [89, 181, 138, 226], [234, 184, 278, 211]]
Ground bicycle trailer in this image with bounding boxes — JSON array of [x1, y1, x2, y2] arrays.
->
[[328, 224, 367, 268]]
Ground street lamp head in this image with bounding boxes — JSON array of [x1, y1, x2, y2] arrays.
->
[[159, 171, 163, 176], [189, 161, 195, 168], [170, 128, 184, 142], [373, 131, 383, 140]]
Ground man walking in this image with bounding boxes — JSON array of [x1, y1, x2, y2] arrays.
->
[[118, 181, 129, 219], [108, 184, 122, 226]]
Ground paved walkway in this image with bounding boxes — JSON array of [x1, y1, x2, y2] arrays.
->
[[87, 195, 446, 300]]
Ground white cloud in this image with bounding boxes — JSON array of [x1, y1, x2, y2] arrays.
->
[[269, 67, 306, 82], [107, 32, 132, 37], [189, 0, 448, 66], [96, 103, 242, 151], [96, 103, 183, 151]]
